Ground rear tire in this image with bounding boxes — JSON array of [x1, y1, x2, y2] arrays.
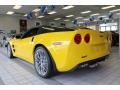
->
[[34, 46, 54, 78], [7, 44, 14, 59]]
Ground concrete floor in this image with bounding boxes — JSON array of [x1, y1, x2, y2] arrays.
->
[[0, 46, 119, 85]]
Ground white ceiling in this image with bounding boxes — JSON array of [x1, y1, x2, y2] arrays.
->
[[0, 5, 120, 21]]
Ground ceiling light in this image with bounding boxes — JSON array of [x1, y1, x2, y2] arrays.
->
[[64, 19, 70, 21], [54, 18, 61, 20], [37, 16, 44, 18], [83, 18, 89, 21], [94, 20, 98, 21], [6, 11, 14, 15], [110, 9, 120, 12], [78, 22, 84, 24], [101, 5, 115, 10], [62, 5, 74, 9], [32, 8, 40, 12], [13, 5, 22, 9], [98, 15, 107, 18], [104, 17, 109, 19], [75, 17, 83, 19], [24, 14, 27, 16], [48, 11, 56, 14], [81, 11, 91, 14], [90, 13, 100, 16], [66, 15, 74, 17]]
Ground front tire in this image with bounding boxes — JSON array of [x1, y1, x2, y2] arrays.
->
[[7, 44, 14, 58], [34, 46, 53, 78]]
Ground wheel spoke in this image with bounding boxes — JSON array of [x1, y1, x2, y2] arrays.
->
[[35, 48, 49, 76]]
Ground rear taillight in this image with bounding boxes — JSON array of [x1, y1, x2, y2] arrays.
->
[[74, 34, 82, 44], [84, 34, 90, 43]]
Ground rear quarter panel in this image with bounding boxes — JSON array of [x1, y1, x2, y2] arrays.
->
[[33, 31, 75, 69]]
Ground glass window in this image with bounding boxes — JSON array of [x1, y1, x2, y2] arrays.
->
[[100, 26, 106, 31], [106, 26, 110, 31], [99, 22, 118, 32], [111, 26, 117, 31]]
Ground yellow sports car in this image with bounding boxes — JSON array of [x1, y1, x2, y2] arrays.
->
[[7, 26, 111, 78]]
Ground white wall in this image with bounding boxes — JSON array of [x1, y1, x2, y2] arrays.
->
[[44, 21, 72, 28], [44, 21, 62, 27], [27, 19, 45, 30], [0, 15, 20, 34], [0, 15, 44, 34], [87, 25, 96, 30]]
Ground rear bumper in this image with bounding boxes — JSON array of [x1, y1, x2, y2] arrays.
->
[[57, 54, 109, 72], [78, 54, 109, 66]]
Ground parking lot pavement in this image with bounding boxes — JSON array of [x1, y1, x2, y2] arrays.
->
[[0, 46, 119, 85]]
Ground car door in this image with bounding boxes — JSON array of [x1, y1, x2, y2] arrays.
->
[[15, 28, 38, 63]]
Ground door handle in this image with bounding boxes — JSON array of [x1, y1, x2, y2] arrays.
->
[[31, 37, 34, 42]]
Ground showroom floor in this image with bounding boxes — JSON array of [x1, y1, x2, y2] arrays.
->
[[0, 46, 119, 85]]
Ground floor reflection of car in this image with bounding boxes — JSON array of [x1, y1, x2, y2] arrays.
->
[[7, 26, 111, 78]]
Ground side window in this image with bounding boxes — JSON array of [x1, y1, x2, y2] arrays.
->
[[23, 28, 38, 38], [37, 28, 46, 34], [37, 27, 53, 34]]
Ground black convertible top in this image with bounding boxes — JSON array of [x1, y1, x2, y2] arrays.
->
[[18, 26, 75, 38], [38, 26, 75, 32], [17, 26, 92, 38]]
